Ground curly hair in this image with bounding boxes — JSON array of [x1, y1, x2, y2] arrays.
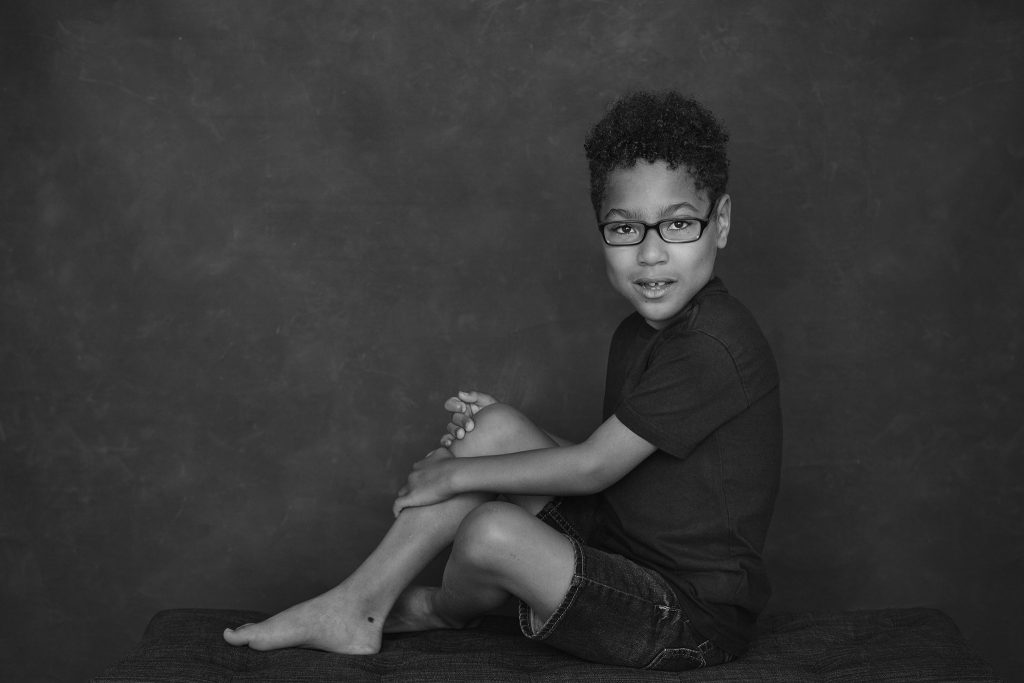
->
[[584, 91, 730, 217]]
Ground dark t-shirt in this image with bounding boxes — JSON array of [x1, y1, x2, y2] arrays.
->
[[565, 276, 781, 655]]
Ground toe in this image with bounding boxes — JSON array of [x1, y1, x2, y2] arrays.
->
[[223, 624, 254, 646]]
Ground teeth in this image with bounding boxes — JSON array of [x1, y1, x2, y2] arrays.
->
[[635, 279, 674, 300]]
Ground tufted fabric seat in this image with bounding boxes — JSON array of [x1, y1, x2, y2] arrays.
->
[[94, 606, 997, 682]]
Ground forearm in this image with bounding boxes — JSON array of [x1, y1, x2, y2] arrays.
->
[[403, 414, 654, 513], [542, 430, 574, 448], [445, 414, 656, 497], [448, 443, 613, 497]]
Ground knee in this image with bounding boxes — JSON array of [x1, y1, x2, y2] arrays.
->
[[451, 501, 529, 572], [450, 403, 533, 457], [470, 402, 532, 438]]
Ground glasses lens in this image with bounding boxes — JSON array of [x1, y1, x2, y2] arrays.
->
[[603, 222, 644, 245], [659, 219, 702, 243]]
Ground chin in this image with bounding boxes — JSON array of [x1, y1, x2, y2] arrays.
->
[[635, 301, 686, 329]]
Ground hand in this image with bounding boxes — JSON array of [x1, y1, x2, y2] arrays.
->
[[393, 447, 457, 517], [440, 390, 498, 447]]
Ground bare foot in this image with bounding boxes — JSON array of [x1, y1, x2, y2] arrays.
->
[[384, 586, 467, 633], [223, 589, 383, 654]]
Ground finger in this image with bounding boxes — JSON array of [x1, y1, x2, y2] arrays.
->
[[472, 392, 497, 411], [460, 390, 496, 413], [393, 494, 417, 518], [444, 397, 465, 412], [446, 422, 466, 439], [440, 435, 453, 447], [430, 446, 454, 460], [451, 412, 474, 433]]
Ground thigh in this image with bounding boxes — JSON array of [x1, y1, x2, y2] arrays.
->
[[448, 403, 560, 515]]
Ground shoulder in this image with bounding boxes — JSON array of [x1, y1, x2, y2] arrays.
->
[[660, 279, 779, 400], [663, 279, 768, 348]]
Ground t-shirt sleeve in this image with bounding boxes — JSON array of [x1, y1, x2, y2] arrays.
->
[[614, 330, 749, 458]]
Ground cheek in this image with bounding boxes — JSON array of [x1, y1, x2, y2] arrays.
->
[[677, 242, 717, 272], [603, 259, 620, 291], [604, 259, 630, 295], [603, 249, 632, 279], [699, 242, 720, 270]]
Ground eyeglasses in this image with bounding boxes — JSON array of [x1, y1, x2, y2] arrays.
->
[[598, 199, 718, 246]]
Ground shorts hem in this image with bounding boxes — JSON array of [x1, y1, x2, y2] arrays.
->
[[518, 501, 586, 641]]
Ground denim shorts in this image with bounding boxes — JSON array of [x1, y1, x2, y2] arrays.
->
[[518, 499, 733, 671]]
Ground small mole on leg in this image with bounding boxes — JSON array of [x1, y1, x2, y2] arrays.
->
[[367, 617, 375, 623]]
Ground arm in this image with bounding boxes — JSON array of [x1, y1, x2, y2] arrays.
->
[[394, 414, 655, 515], [439, 390, 574, 448], [543, 431, 574, 448], [453, 415, 651, 495]]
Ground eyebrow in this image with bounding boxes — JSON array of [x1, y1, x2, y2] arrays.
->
[[601, 202, 703, 222]]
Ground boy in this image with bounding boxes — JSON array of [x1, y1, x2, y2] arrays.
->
[[224, 91, 781, 670]]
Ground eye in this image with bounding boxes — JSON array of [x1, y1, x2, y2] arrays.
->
[[609, 222, 639, 235], [664, 219, 699, 232]]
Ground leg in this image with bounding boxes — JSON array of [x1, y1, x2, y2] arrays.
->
[[448, 403, 561, 514], [388, 500, 575, 632], [224, 403, 559, 653], [385, 403, 567, 631], [223, 487, 491, 653], [441, 501, 575, 625]]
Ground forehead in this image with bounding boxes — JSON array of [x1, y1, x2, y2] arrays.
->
[[602, 160, 707, 215]]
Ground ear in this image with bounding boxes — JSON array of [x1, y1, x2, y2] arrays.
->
[[713, 194, 731, 248]]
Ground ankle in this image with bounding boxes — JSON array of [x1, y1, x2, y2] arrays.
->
[[429, 588, 473, 630], [321, 585, 392, 627]]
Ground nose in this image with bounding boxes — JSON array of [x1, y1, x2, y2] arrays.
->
[[637, 228, 668, 265]]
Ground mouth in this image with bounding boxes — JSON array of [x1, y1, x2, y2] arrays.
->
[[633, 278, 676, 300]]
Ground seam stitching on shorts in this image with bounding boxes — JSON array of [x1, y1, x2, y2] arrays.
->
[[581, 576, 682, 611]]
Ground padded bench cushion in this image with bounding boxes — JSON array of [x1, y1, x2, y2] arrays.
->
[[94, 607, 997, 682]]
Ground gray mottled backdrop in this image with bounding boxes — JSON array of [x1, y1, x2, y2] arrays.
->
[[2, 1, 1022, 680]]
